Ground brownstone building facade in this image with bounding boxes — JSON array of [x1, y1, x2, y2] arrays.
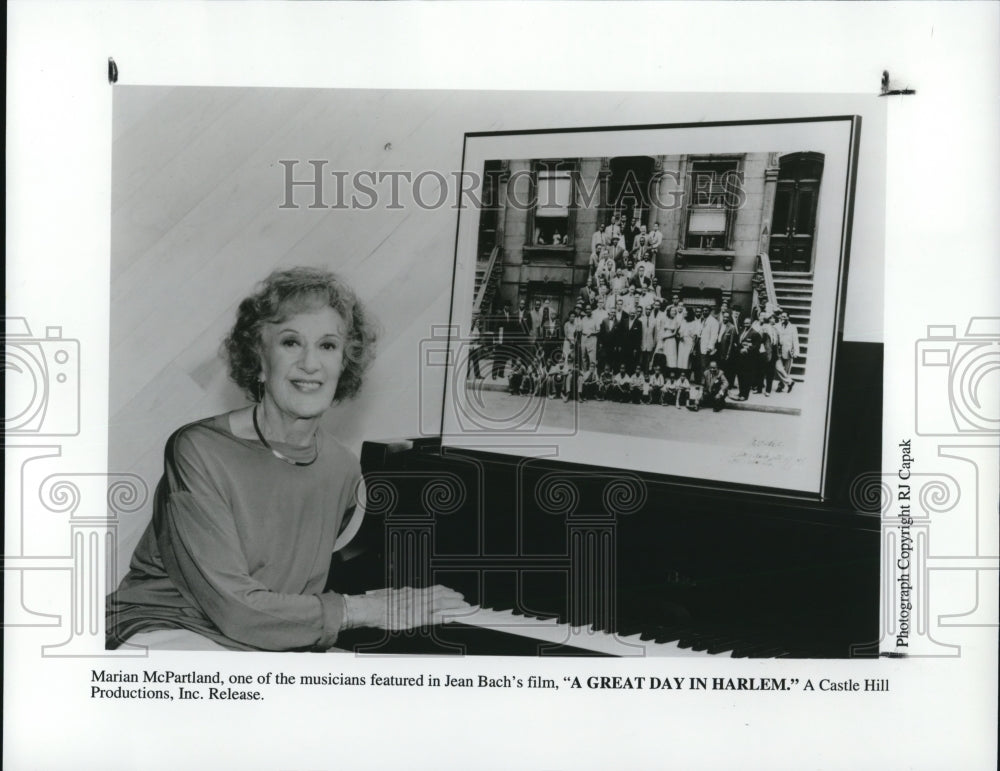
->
[[475, 152, 823, 380]]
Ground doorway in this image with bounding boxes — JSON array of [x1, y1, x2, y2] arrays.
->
[[768, 152, 824, 273]]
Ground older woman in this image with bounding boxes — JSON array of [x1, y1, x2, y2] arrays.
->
[[106, 267, 467, 651]]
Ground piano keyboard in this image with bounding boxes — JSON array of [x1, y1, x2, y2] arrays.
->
[[335, 604, 789, 657], [439, 606, 733, 657]]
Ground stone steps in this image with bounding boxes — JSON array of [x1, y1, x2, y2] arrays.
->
[[772, 273, 813, 383]]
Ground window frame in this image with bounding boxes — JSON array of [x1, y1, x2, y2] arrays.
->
[[679, 155, 744, 255], [524, 159, 579, 255]]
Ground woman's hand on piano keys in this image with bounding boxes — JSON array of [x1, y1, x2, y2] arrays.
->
[[344, 585, 472, 631]]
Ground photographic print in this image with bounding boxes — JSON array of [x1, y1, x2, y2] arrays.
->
[[99, 90, 875, 663], [7, 3, 997, 770], [445, 119, 861, 497]]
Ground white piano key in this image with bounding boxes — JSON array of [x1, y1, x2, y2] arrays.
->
[[439, 606, 732, 657]]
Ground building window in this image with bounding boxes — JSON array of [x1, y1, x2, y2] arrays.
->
[[684, 158, 741, 250], [530, 162, 575, 247]]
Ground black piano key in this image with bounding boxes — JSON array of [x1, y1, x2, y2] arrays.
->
[[653, 626, 696, 645], [732, 642, 788, 658], [752, 646, 791, 658], [689, 635, 722, 652], [705, 637, 742, 655], [676, 628, 707, 649], [652, 627, 687, 644], [730, 639, 767, 658], [637, 625, 669, 642]]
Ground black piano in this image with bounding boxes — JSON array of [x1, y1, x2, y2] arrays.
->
[[331, 342, 883, 658]]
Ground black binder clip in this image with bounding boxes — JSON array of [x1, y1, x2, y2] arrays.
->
[[108, 57, 118, 85], [879, 70, 915, 97]]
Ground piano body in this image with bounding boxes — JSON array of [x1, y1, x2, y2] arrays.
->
[[331, 342, 883, 658]]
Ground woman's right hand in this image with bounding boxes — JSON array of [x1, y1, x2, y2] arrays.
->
[[346, 585, 472, 631]]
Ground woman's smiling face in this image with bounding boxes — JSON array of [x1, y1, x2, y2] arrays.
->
[[259, 304, 346, 420]]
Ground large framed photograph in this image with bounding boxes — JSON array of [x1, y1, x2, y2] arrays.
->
[[443, 118, 861, 497]]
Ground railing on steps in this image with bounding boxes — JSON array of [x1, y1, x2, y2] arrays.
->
[[473, 228, 504, 318], [754, 252, 778, 314]]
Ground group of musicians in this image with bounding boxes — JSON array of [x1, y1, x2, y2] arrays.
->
[[470, 291, 800, 413]]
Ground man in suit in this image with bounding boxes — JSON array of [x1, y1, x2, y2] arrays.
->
[[598, 307, 620, 372], [596, 249, 615, 283], [621, 308, 644, 373], [528, 299, 545, 350], [590, 224, 607, 255], [640, 304, 658, 371], [647, 222, 663, 253], [490, 301, 513, 379], [578, 304, 600, 372], [734, 317, 761, 400], [650, 301, 669, 374], [717, 311, 738, 392], [701, 359, 729, 412], [630, 264, 652, 291], [636, 246, 656, 287], [513, 298, 532, 366], [774, 309, 800, 393], [633, 223, 648, 253], [608, 236, 626, 267], [757, 312, 778, 395], [592, 288, 609, 326], [624, 217, 640, 252], [721, 301, 740, 331], [699, 305, 722, 364]]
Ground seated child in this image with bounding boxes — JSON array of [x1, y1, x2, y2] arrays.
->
[[664, 369, 680, 406], [613, 364, 631, 403], [547, 359, 567, 399], [580, 363, 599, 401], [629, 367, 645, 404], [507, 362, 524, 395], [687, 382, 703, 411], [649, 366, 665, 404], [676, 372, 691, 408], [639, 372, 654, 404], [598, 365, 615, 401]]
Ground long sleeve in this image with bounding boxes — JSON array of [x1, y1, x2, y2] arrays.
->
[[159, 489, 345, 650], [700, 317, 721, 353], [154, 429, 348, 650]]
